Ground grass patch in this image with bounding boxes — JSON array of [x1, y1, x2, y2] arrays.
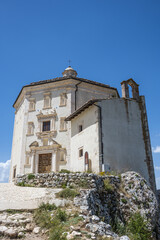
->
[[59, 169, 71, 173], [6, 209, 24, 214], [17, 181, 25, 186], [103, 179, 114, 192], [56, 188, 79, 199], [17, 182, 34, 187], [27, 173, 35, 180], [34, 203, 83, 240], [99, 172, 106, 176], [79, 179, 89, 188]]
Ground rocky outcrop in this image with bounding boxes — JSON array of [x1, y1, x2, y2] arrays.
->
[[157, 190, 160, 240], [3, 171, 159, 239], [74, 171, 158, 239]]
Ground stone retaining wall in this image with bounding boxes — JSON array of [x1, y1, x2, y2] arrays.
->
[[15, 172, 120, 189]]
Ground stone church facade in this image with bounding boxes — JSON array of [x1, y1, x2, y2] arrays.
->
[[9, 66, 156, 192]]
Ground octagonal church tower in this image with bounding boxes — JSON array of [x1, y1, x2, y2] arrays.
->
[[9, 67, 118, 182]]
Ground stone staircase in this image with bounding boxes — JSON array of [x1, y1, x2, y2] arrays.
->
[[0, 211, 47, 239]]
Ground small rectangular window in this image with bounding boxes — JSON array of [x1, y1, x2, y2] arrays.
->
[[60, 152, 65, 161], [79, 125, 83, 132], [13, 167, 16, 179], [79, 148, 83, 158], [43, 121, 50, 131]]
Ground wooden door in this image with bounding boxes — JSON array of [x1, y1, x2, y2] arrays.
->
[[38, 153, 52, 173]]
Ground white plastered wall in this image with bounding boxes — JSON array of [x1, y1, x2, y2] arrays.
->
[[99, 98, 150, 183], [9, 99, 27, 181], [75, 82, 118, 110], [70, 105, 100, 173]]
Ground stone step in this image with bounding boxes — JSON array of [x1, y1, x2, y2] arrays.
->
[[0, 212, 38, 239]]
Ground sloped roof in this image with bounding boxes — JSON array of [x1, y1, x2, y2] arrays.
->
[[13, 76, 119, 107], [65, 99, 105, 121]]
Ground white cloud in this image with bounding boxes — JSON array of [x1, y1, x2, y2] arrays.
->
[[155, 166, 160, 171], [152, 146, 160, 153], [0, 160, 11, 183], [156, 177, 160, 190]]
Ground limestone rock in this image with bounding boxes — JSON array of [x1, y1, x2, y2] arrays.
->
[[119, 236, 130, 240], [86, 222, 116, 237], [91, 215, 100, 222], [33, 226, 41, 234], [0, 226, 8, 234], [18, 231, 25, 238], [5, 228, 18, 238]]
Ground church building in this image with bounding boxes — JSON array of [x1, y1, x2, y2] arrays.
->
[[9, 66, 156, 192]]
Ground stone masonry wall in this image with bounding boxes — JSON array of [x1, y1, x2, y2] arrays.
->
[[15, 172, 120, 189]]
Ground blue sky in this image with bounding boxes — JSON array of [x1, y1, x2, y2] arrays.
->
[[0, 0, 159, 188]]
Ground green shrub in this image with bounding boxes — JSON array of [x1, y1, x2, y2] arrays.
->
[[34, 209, 52, 229], [112, 212, 152, 240], [56, 209, 68, 222], [127, 212, 152, 240], [121, 198, 127, 204], [49, 226, 67, 240], [34, 203, 57, 229], [39, 202, 57, 211], [56, 188, 79, 199], [99, 172, 105, 176], [17, 181, 25, 186], [27, 173, 35, 180], [103, 179, 114, 192], [59, 169, 70, 173], [111, 217, 126, 236]]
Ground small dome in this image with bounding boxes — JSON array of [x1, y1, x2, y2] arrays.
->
[[62, 66, 77, 77]]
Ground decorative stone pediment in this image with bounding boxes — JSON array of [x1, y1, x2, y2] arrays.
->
[[29, 141, 39, 147], [29, 140, 61, 152], [51, 139, 61, 147], [36, 109, 57, 120]]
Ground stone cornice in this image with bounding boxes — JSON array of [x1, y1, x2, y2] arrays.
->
[[13, 78, 119, 110], [30, 144, 60, 152]]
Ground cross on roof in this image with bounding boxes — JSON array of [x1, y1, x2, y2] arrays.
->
[[68, 59, 71, 66]]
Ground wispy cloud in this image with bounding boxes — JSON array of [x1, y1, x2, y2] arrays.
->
[[152, 146, 160, 153], [156, 177, 160, 190], [155, 166, 160, 171], [0, 160, 11, 183]]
